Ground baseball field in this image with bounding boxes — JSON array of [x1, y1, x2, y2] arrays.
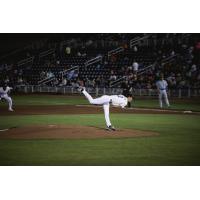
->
[[0, 94, 200, 166]]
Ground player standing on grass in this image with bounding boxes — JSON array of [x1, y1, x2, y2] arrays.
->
[[0, 83, 14, 111], [156, 75, 170, 109], [77, 86, 132, 131]]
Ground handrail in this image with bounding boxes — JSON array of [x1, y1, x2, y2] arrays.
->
[[110, 52, 178, 88], [59, 65, 79, 78], [162, 54, 178, 61], [108, 47, 124, 58], [39, 49, 55, 58], [38, 76, 55, 85], [85, 56, 102, 67], [130, 34, 151, 48], [110, 76, 126, 87], [17, 56, 34, 66], [137, 64, 155, 75], [129, 36, 140, 44]]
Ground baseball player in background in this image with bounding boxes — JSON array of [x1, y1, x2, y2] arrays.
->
[[156, 75, 170, 108], [77, 86, 132, 131], [0, 84, 14, 111]]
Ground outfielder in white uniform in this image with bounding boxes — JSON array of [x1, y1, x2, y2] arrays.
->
[[156, 77, 170, 108], [78, 87, 129, 131], [0, 86, 14, 111]]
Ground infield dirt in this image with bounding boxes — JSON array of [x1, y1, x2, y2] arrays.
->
[[0, 125, 159, 140], [0, 104, 197, 140]]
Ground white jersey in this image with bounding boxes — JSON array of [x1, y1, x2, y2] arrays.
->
[[110, 95, 128, 108], [0, 86, 12, 97], [156, 80, 168, 90]]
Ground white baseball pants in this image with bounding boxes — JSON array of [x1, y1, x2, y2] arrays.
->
[[158, 90, 170, 108], [82, 90, 112, 127], [0, 94, 13, 110]]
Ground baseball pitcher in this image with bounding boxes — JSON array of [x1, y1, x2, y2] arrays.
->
[[78, 86, 131, 131]]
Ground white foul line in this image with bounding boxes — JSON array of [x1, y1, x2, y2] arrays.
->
[[76, 104, 200, 114], [0, 129, 9, 132]]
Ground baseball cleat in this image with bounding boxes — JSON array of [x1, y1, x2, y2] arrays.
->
[[8, 108, 14, 112], [77, 86, 85, 92], [106, 125, 116, 131]]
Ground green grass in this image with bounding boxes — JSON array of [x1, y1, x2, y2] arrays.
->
[[1, 94, 200, 111], [0, 114, 200, 165], [133, 99, 200, 111], [0, 94, 200, 165], [0, 95, 88, 106]]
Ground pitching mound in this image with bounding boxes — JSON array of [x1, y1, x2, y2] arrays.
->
[[0, 125, 158, 139]]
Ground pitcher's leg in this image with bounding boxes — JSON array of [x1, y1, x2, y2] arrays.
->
[[103, 103, 112, 127], [82, 90, 95, 104], [82, 90, 110, 105]]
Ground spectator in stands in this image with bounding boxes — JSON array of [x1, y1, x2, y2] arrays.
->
[[95, 76, 101, 88], [132, 61, 139, 73], [47, 70, 54, 78], [178, 79, 186, 88], [99, 76, 106, 88], [67, 70, 75, 80], [171, 50, 175, 56], [59, 78, 67, 86], [65, 47, 71, 55], [4, 76, 10, 84], [53, 78, 59, 86], [133, 46, 138, 52], [190, 64, 197, 73], [40, 71, 46, 79], [17, 77, 24, 85], [71, 81, 79, 88], [109, 74, 117, 82], [109, 70, 117, 81], [73, 70, 79, 79]]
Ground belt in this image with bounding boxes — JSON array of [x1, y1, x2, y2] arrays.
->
[[159, 88, 166, 90]]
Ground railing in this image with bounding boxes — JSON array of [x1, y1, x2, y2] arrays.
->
[[39, 49, 55, 58], [130, 34, 151, 48], [110, 53, 179, 88], [17, 56, 34, 67], [85, 56, 102, 67], [38, 76, 56, 86], [108, 47, 124, 58], [59, 66, 79, 79], [16, 85, 200, 98], [109, 62, 156, 88], [37, 65, 79, 86], [161, 54, 178, 66], [110, 76, 126, 87], [137, 63, 156, 75]]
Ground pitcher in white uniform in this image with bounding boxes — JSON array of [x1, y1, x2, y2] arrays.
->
[[156, 76, 170, 108], [0, 85, 14, 111], [78, 86, 131, 131]]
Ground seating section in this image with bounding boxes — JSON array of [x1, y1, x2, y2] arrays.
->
[[1, 34, 199, 89]]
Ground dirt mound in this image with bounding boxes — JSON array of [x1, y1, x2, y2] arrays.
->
[[0, 125, 159, 139]]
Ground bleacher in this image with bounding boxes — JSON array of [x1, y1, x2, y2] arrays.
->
[[1, 33, 199, 89]]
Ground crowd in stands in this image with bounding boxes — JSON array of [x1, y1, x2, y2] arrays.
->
[[0, 34, 200, 91]]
